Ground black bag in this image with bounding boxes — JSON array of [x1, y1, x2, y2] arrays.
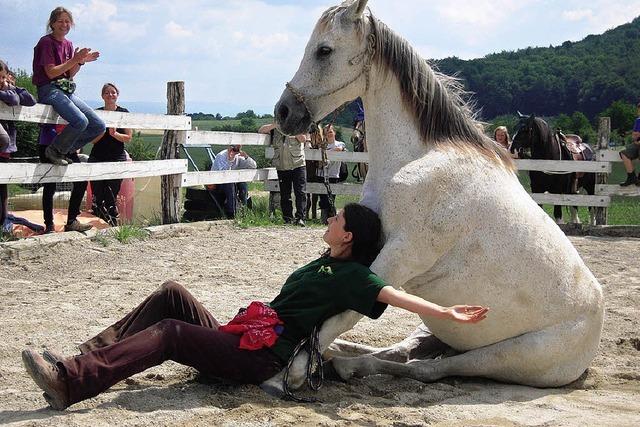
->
[[338, 162, 348, 182]]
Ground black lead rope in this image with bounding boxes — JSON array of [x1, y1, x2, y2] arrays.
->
[[282, 325, 324, 403]]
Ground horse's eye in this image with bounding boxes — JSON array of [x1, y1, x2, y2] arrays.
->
[[316, 46, 333, 58]]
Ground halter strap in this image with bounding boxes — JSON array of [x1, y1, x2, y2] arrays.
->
[[285, 33, 376, 121]]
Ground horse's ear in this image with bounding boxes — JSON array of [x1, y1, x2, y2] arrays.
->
[[517, 111, 525, 118], [344, 0, 369, 21]]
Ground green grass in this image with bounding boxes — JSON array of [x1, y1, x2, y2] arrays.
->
[[92, 224, 150, 246]]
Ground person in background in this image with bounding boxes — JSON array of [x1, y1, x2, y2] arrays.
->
[[38, 125, 59, 233], [211, 144, 257, 218], [87, 83, 133, 226], [619, 102, 640, 186], [316, 124, 346, 224], [259, 123, 307, 226], [0, 60, 37, 232], [21, 203, 488, 411], [494, 126, 518, 159], [32, 6, 105, 166]]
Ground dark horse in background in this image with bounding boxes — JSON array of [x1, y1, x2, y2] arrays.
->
[[511, 114, 596, 224]]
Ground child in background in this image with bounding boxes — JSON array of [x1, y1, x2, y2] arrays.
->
[[0, 60, 37, 232], [32, 6, 105, 170]]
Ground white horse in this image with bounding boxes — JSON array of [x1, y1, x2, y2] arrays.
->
[[265, 0, 604, 390]]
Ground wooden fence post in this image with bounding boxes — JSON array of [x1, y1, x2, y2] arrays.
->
[[595, 117, 611, 225], [161, 81, 186, 224]]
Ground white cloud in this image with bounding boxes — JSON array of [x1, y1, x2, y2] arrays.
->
[[562, 9, 594, 22], [71, 0, 118, 26], [165, 21, 193, 38]]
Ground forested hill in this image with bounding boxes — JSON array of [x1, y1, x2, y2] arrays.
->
[[435, 16, 640, 120]]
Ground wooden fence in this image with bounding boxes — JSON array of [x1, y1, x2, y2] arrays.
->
[[0, 82, 637, 227]]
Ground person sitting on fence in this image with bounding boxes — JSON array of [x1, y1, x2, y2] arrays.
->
[[316, 124, 347, 224], [20, 203, 488, 411], [0, 59, 37, 233], [211, 144, 257, 218], [619, 102, 640, 186], [259, 123, 307, 226], [37, 124, 92, 233], [32, 6, 105, 166]]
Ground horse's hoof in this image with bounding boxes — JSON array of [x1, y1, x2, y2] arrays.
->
[[331, 356, 360, 381]]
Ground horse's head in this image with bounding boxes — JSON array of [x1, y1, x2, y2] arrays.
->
[[275, 0, 372, 135], [510, 113, 536, 159]]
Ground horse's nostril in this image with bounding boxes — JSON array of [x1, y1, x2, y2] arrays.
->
[[277, 104, 290, 122]]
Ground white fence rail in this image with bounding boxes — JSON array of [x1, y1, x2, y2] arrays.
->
[[0, 82, 634, 226]]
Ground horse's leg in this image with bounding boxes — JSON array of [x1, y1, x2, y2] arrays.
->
[[326, 325, 452, 362], [333, 314, 602, 387]]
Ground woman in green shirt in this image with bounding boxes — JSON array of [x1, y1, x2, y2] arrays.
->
[[22, 203, 487, 411]]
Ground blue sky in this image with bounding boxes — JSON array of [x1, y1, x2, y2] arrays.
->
[[2, 0, 640, 114]]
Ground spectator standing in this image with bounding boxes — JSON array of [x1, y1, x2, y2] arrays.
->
[[316, 124, 346, 224], [0, 60, 37, 231], [87, 83, 133, 225], [211, 145, 257, 218], [259, 123, 307, 226], [32, 6, 105, 166], [619, 102, 640, 186]]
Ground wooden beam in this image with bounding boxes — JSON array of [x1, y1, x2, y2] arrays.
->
[[596, 149, 623, 162], [265, 180, 363, 196], [595, 117, 611, 224], [0, 160, 187, 184], [180, 168, 278, 187], [530, 193, 610, 207], [265, 147, 370, 162], [185, 131, 271, 146], [514, 159, 610, 173], [161, 82, 186, 224], [596, 184, 640, 197], [0, 103, 191, 130]]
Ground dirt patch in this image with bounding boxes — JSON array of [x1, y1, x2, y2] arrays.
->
[[0, 226, 638, 426]]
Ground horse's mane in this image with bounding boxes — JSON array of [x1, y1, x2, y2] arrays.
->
[[369, 17, 514, 170], [319, 4, 514, 170]]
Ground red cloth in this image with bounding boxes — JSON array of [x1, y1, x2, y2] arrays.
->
[[219, 302, 283, 350]]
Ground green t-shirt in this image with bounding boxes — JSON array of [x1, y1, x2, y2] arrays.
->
[[268, 256, 388, 363]]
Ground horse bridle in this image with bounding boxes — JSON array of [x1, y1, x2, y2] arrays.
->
[[284, 32, 376, 122]]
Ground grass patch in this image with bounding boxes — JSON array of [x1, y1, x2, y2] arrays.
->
[[0, 231, 18, 243], [93, 224, 149, 245]]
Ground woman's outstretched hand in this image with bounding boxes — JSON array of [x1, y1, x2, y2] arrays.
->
[[446, 305, 489, 323]]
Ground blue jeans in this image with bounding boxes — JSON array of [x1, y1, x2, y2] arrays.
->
[[37, 84, 106, 155]]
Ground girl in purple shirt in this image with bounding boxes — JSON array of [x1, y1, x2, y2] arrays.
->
[[32, 7, 105, 168]]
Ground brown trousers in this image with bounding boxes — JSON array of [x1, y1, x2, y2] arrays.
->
[[60, 281, 283, 405]]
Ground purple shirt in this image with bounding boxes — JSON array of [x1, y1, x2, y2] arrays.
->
[[39, 124, 58, 146], [633, 118, 640, 133], [32, 35, 74, 87]]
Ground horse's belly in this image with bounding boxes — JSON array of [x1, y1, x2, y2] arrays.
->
[[402, 230, 603, 351]]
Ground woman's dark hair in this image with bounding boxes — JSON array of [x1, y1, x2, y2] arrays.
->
[[343, 203, 382, 267]]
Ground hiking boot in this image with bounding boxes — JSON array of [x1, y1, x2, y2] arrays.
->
[[294, 218, 306, 227], [22, 349, 70, 411], [44, 146, 68, 166], [42, 349, 66, 365], [44, 224, 55, 234], [64, 220, 92, 233], [620, 173, 638, 187]]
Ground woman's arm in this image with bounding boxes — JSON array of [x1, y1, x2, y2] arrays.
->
[[108, 127, 133, 143], [44, 48, 99, 80], [376, 286, 488, 323]]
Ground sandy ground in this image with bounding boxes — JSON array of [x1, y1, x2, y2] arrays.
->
[[0, 224, 638, 426]]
